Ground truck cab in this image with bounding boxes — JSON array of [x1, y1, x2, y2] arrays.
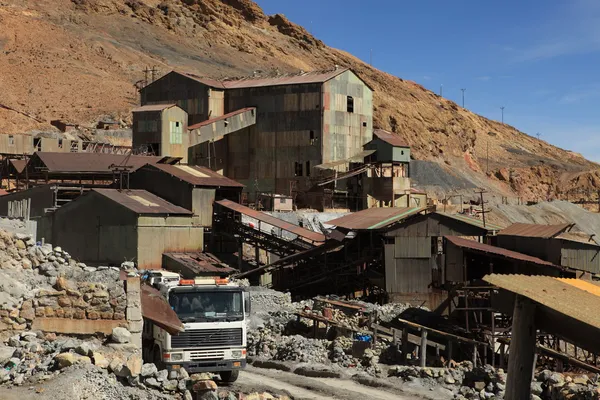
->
[[142, 272, 250, 382]]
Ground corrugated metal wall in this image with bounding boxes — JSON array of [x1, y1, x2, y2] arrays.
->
[[560, 241, 600, 274], [137, 216, 204, 269], [191, 188, 215, 227], [0, 185, 55, 218], [322, 70, 373, 165]]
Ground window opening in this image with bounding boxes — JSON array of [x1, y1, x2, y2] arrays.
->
[[347, 96, 354, 113]]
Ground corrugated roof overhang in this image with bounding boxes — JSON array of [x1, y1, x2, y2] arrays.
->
[[327, 206, 427, 230]]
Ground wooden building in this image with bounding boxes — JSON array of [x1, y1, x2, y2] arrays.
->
[[132, 104, 189, 162], [363, 129, 412, 208]]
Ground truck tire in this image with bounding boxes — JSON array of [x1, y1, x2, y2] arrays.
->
[[219, 370, 239, 383], [153, 346, 165, 371]]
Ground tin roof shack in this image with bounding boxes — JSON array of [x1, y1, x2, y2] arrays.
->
[[132, 104, 189, 162], [97, 120, 120, 130], [50, 120, 78, 133], [493, 223, 600, 276], [129, 163, 243, 227], [188, 108, 257, 175], [257, 193, 294, 212], [48, 189, 202, 269], [378, 211, 500, 309], [363, 129, 413, 209], [0, 185, 57, 219]]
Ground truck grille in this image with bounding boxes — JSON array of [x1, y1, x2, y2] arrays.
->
[[171, 328, 243, 349], [189, 350, 225, 361]]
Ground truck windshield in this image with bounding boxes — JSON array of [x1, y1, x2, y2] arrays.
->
[[168, 290, 243, 322]]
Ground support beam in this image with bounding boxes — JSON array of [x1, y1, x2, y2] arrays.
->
[[420, 329, 428, 367], [505, 295, 537, 400]]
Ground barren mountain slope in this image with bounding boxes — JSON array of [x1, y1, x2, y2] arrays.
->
[[0, 0, 598, 200]]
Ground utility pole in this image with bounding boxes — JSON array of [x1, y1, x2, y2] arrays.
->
[[500, 106, 505, 124], [440, 84, 443, 97], [150, 66, 158, 83], [486, 140, 489, 174], [370, 49, 373, 66], [461, 88, 466, 108], [143, 67, 150, 87], [475, 188, 488, 227], [536, 132, 541, 140]]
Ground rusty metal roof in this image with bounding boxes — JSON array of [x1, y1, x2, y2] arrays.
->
[[32, 152, 163, 173], [372, 129, 410, 147], [163, 252, 236, 278], [93, 189, 192, 215], [215, 199, 326, 243], [498, 222, 573, 238], [188, 107, 255, 130], [484, 273, 600, 332], [132, 104, 178, 112], [445, 236, 557, 267], [141, 284, 184, 335], [9, 159, 26, 174], [327, 206, 427, 230], [146, 164, 243, 188], [435, 212, 504, 232], [178, 72, 227, 89], [222, 68, 349, 89]]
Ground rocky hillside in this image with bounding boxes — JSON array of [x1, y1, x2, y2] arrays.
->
[[1, 0, 599, 201]]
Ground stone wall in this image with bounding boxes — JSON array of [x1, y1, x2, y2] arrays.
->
[[125, 275, 143, 348]]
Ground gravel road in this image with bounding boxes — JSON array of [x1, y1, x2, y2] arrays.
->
[[231, 366, 429, 400]]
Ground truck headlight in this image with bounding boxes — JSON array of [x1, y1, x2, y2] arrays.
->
[[170, 353, 183, 362], [232, 350, 242, 359]]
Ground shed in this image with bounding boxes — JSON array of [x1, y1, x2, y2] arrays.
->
[[48, 189, 203, 269], [129, 163, 243, 227], [364, 129, 410, 163], [132, 104, 189, 162]]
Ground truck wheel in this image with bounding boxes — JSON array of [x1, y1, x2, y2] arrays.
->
[[219, 370, 239, 383], [153, 346, 165, 371]]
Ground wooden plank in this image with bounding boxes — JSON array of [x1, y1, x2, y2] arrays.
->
[[505, 295, 537, 400], [372, 323, 445, 351], [394, 318, 488, 346]]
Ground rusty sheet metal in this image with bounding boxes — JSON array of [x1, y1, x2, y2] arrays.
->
[[373, 129, 410, 147], [33, 152, 163, 173], [436, 212, 504, 232], [446, 236, 557, 267], [132, 104, 177, 112], [178, 72, 227, 89], [141, 284, 184, 335], [222, 69, 348, 89], [93, 189, 192, 215], [484, 274, 600, 330], [9, 159, 26, 174], [327, 207, 427, 230], [498, 222, 573, 238], [215, 199, 325, 243], [163, 252, 236, 277], [148, 164, 244, 188], [188, 107, 255, 130]]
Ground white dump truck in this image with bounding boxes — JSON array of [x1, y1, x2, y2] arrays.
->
[[141, 271, 250, 382]]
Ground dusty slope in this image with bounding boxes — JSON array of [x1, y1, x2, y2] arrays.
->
[[0, 0, 599, 200]]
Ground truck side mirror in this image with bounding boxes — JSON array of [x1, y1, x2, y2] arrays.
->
[[243, 291, 251, 316]]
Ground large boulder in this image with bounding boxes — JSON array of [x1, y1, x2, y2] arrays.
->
[[0, 346, 16, 365]]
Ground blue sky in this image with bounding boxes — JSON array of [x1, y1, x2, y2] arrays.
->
[[256, 0, 600, 161]]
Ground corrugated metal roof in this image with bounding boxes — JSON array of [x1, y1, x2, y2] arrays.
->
[[132, 104, 178, 112], [222, 68, 349, 89], [93, 189, 192, 215], [484, 274, 600, 331], [446, 236, 557, 267], [215, 199, 326, 243], [327, 207, 427, 230], [163, 252, 236, 277], [436, 212, 504, 232], [178, 72, 227, 89], [558, 278, 600, 297], [498, 222, 573, 238], [147, 164, 243, 188], [188, 107, 256, 130], [141, 284, 184, 335], [373, 129, 410, 147], [33, 152, 163, 173]]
